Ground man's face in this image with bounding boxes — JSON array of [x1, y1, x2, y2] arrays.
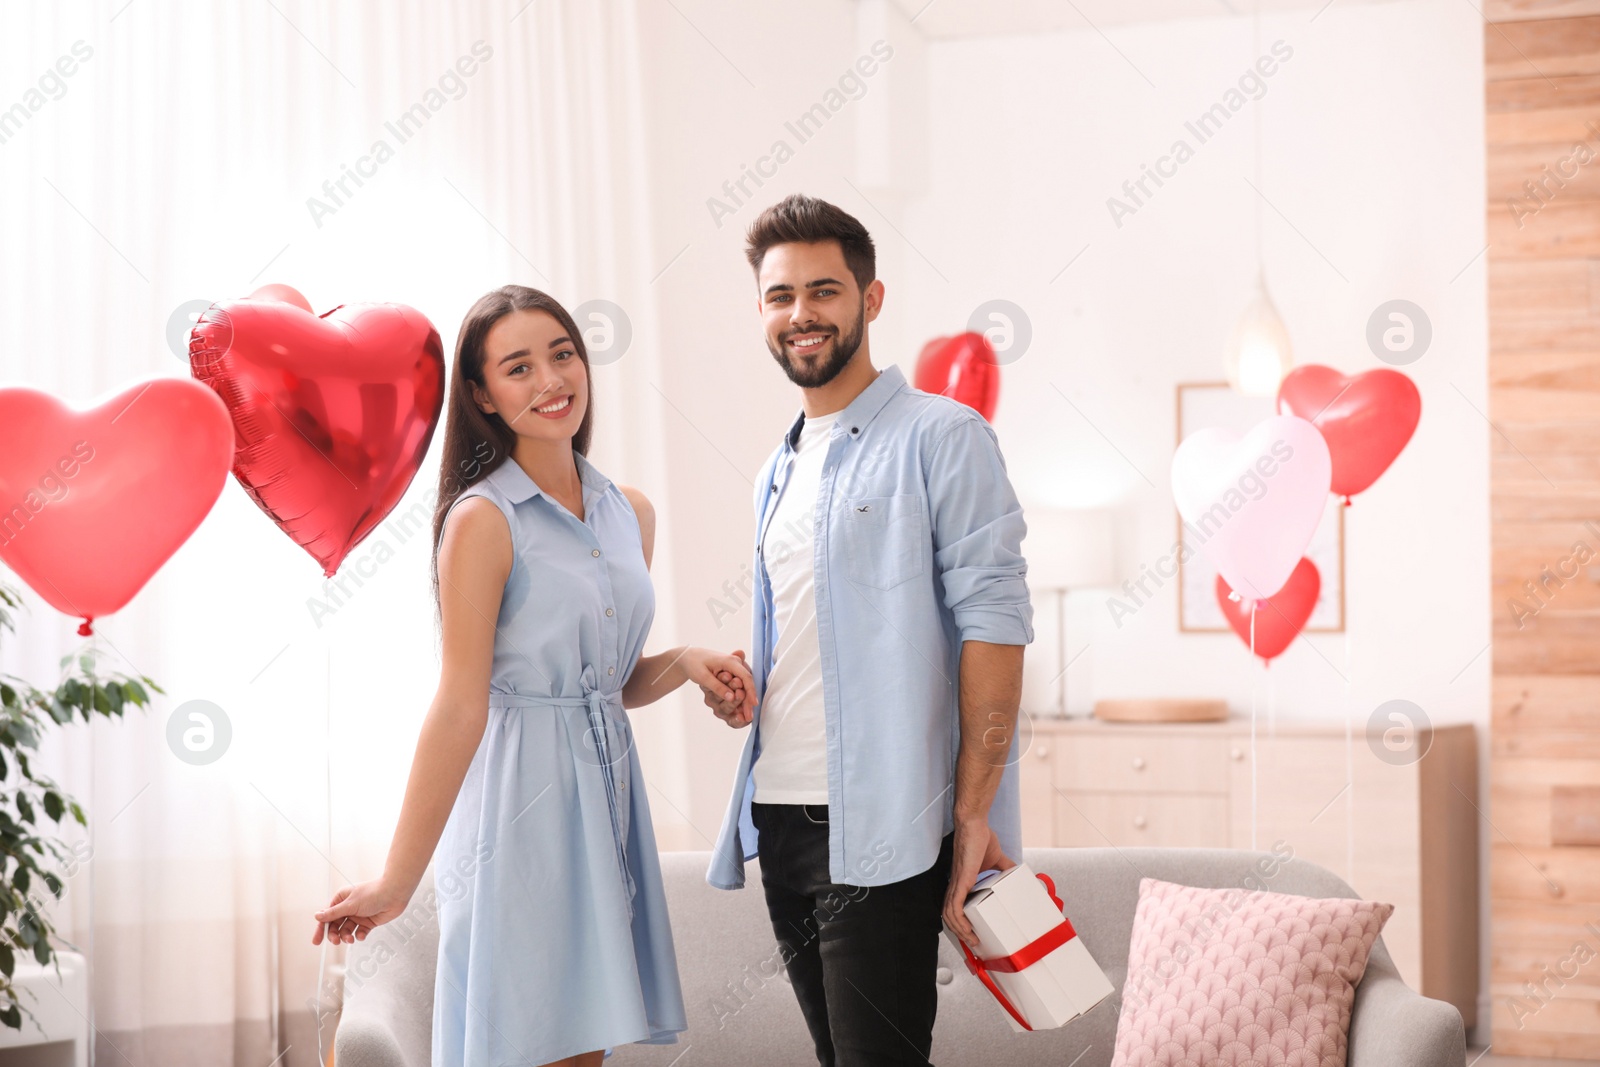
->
[[756, 240, 879, 388]]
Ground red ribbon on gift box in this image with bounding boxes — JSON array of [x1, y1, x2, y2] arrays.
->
[[958, 872, 1079, 1032]]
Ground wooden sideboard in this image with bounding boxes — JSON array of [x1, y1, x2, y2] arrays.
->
[[1016, 715, 1479, 1027]]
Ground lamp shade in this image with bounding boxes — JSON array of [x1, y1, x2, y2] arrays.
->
[[1224, 271, 1294, 397], [1023, 508, 1116, 589]]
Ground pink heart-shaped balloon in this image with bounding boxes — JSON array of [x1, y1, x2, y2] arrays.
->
[[0, 380, 234, 632], [1171, 414, 1331, 602], [1276, 364, 1420, 503], [188, 295, 444, 576]]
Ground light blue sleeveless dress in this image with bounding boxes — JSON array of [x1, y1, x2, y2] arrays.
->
[[431, 451, 687, 1066]]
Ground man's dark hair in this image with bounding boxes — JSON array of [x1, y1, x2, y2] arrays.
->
[[744, 194, 876, 293]]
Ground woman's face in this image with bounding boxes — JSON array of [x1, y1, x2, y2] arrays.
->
[[472, 308, 588, 443]]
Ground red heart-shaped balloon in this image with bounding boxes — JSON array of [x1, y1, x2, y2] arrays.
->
[[1216, 557, 1321, 664], [1275, 365, 1420, 503], [914, 332, 1000, 422], [0, 380, 234, 633], [188, 294, 444, 576]]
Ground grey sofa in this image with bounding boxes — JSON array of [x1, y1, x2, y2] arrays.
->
[[333, 847, 1465, 1067]]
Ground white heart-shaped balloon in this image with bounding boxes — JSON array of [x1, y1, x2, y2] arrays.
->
[[1171, 414, 1331, 602]]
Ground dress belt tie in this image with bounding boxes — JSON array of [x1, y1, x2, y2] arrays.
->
[[487, 685, 637, 921]]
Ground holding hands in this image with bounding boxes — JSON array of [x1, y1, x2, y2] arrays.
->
[[682, 647, 756, 726], [699, 650, 754, 728]]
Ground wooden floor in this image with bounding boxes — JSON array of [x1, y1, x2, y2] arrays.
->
[[1474, 1050, 1600, 1067]]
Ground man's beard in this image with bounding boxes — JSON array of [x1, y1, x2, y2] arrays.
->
[[767, 301, 865, 388]]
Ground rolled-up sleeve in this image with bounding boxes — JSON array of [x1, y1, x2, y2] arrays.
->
[[925, 414, 1035, 646]]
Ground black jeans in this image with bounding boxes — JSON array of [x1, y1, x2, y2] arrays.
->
[[751, 801, 955, 1067]]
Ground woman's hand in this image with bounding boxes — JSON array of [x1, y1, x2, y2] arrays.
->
[[683, 647, 756, 727], [311, 874, 413, 946]]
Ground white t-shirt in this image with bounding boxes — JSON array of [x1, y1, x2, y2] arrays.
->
[[750, 410, 839, 804]]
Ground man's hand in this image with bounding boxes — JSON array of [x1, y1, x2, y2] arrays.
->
[[701, 649, 754, 728], [942, 816, 1016, 949]]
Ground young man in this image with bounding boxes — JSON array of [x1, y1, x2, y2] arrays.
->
[[703, 193, 1035, 1066]]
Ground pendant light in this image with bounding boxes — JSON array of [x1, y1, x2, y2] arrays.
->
[[1224, 3, 1293, 397]]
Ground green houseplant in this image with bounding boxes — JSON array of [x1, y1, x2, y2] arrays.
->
[[0, 579, 161, 1030]]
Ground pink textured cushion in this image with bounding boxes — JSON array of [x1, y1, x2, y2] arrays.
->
[[1110, 877, 1393, 1067]]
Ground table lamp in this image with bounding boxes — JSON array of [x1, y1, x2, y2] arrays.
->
[[1022, 508, 1116, 717]]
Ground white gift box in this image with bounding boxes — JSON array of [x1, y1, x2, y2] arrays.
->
[[944, 862, 1114, 1032]]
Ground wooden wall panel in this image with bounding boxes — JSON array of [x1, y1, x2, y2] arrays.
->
[[1487, 18, 1600, 80], [1487, 1, 1600, 23], [1490, 8, 1600, 1055]]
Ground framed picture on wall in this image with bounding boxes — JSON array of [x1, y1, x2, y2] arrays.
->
[[1174, 381, 1345, 633]]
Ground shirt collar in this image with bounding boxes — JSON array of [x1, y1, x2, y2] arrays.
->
[[485, 450, 610, 505], [783, 364, 906, 451]]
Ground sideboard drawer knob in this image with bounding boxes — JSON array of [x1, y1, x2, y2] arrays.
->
[[1036, 746, 1049, 759], [1131, 756, 1147, 771], [1133, 815, 1148, 829], [1230, 747, 1245, 761]]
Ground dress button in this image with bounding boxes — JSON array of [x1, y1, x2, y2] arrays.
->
[[608, 666, 615, 675], [606, 608, 614, 617], [592, 548, 601, 557]]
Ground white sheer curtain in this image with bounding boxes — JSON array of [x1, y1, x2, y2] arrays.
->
[[0, 1, 677, 1063]]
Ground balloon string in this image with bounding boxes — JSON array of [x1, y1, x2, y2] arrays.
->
[[1267, 648, 1275, 739], [1343, 565, 1355, 887], [1250, 602, 1258, 852], [87, 630, 98, 1067], [315, 643, 332, 1065]]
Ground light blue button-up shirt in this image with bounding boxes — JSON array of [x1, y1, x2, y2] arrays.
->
[[707, 363, 1035, 890]]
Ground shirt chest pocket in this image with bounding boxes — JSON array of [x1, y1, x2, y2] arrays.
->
[[839, 493, 929, 591]]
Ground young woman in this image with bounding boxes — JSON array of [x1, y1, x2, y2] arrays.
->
[[311, 285, 756, 1067]]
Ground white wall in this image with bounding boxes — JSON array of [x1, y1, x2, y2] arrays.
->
[[628, 0, 915, 853], [631, 0, 1492, 1037], [905, 0, 1491, 1033]]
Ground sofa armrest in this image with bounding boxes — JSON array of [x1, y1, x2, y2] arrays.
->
[[334, 1009, 417, 1067], [1348, 948, 1465, 1067], [331, 873, 440, 1067], [333, 933, 436, 1067]]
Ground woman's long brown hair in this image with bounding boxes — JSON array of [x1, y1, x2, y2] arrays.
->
[[429, 285, 594, 619]]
